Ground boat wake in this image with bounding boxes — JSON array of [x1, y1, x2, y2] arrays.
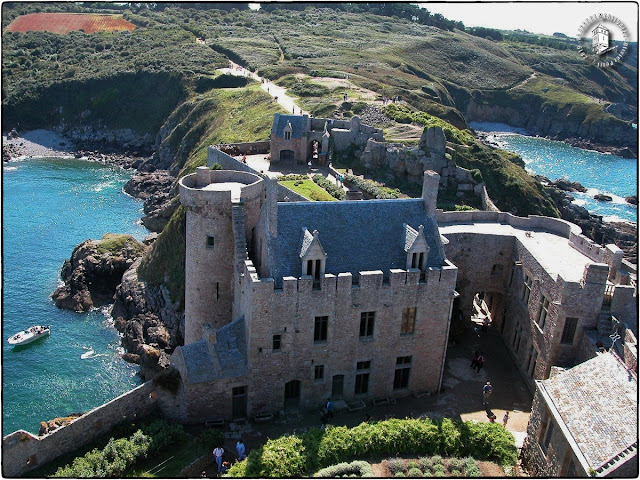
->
[[81, 346, 108, 360]]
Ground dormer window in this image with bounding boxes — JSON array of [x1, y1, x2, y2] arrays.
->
[[284, 121, 293, 141], [403, 224, 430, 271], [300, 228, 327, 282]]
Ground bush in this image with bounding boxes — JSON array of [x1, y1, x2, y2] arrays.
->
[[446, 457, 464, 475], [314, 460, 373, 477], [313, 174, 345, 200], [462, 457, 480, 477], [199, 428, 224, 449], [343, 175, 397, 199], [388, 458, 406, 475], [407, 461, 419, 470], [278, 174, 307, 181], [395, 472, 406, 478], [211, 162, 223, 170], [407, 467, 423, 477], [432, 464, 446, 477]]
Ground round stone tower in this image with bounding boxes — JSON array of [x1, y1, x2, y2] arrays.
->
[[179, 167, 264, 345]]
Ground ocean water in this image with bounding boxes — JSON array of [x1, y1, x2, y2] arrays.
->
[[470, 122, 638, 223], [2, 158, 148, 436]]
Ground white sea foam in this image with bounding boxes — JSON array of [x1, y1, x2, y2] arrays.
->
[[3, 166, 17, 171]]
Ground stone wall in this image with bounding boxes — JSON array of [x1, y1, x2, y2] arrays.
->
[[208, 146, 256, 173], [230, 259, 458, 417], [521, 386, 588, 477], [2, 382, 157, 477]]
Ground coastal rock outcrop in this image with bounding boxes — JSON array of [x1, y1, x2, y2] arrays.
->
[[539, 176, 637, 263], [52, 234, 146, 312], [124, 171, 178, 232], [111, 259, 184, 377]]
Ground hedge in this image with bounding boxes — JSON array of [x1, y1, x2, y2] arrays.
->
[[314, 460, 373, 477], [312, 174, 346, 200], [52, 420, 185, 477], [226, 418, 517, 477], [343, 174, 397, 199]]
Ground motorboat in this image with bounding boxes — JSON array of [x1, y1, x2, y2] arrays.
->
[[8, 325, 50, 346]]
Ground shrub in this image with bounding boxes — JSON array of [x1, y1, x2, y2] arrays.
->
[[388, 458, 406, 475], [407, 467, 423, 477], [432, 464, 446, 477], [447, 457, 464, 475], [314, 460, 373, 478], [278, 174, 307, 181], [395, 472, 406, 478], [211, 162, 223, 170], [462, 457, 480, 477], [254, 435, 308, 477], [199, 428, 224, 449], [343, 175, 397, 199], [407, 461, 419, 470], [313, 174, 346, 200], [439, 418, 463, 457]]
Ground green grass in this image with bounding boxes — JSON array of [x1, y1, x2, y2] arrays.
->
[[127, 434, 205, 477], [95, 233, 145, 255], [279, 180, 337, 201]]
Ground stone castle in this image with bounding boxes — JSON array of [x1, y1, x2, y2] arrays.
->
[[4, 114, 636, 477], [168, 118, 637, 428]]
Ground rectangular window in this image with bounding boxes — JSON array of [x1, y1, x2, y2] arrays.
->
[[357, 360, 371, 370], [306, 260, 313, 276], [355, 360, 371, 395], [411, 252, 418, 269], [359, 312, 375, 338], [541, 420, 554, 453], [537, 296, 550, 329], [272, 335, 281, 352], [206, 235, 215, 249], [522, 273, 533, 304], [394, 356, 412, 390], [401, 308, 416, 335], [314, 365, 324, 382], [314, 316, 328, 343], [509, 265, 516, 287], [560, 317, 578, 344], [355, 373, 369, 394]]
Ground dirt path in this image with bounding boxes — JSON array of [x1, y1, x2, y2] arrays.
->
[[218, 61, 307, 116]]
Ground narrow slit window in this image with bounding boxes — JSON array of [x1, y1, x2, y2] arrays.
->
[[206, 236, 215, 249]]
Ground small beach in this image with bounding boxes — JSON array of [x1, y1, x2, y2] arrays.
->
[[3, 129, 76, 160]]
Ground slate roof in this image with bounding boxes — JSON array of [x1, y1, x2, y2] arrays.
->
[[272, 114, 306, 139], [540, 352, 637, 470], [403, 224, 419, 251], [179, 317, 248, 383], [269, 198, 445, 286]]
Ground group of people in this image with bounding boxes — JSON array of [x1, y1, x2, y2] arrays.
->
[[382, 95, 401, 105], [209, 439, 246, 477]]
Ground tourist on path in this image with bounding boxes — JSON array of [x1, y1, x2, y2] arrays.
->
[[503, 411, 510, 427], [470, 350, 479, 369], [474, 352, 484, 375], [326, 398, 334, 419], [236, 439, 246, 461], [213, 445, 224, 472], [482, 381, 493, 406]]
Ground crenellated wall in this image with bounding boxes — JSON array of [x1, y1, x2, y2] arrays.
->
[[2, 382, 157, 477], [233, 258, 458, 416]]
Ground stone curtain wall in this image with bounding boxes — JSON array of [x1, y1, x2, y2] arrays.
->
[[234, 259, 458, 417], [2, 382, 157, 477]]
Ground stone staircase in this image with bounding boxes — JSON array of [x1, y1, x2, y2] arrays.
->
[[231, 201, 248, 274], [597, 307, 613, 336]]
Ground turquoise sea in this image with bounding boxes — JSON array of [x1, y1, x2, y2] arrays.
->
[[2, 158, 147, 436], [471, 122, 638, 223]]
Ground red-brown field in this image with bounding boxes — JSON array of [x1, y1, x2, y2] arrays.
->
[[6, 13, 136, 34]]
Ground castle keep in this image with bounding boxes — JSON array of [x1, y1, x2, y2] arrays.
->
[[172, 165, 458, 420]]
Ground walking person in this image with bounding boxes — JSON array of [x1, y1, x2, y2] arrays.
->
[[503, 411, 510, 427], [482, 381, 493, 406], [470, 350, 479, 369], [236, 438, 246, 461], [213, 445, 224, 473], [326, 398, 334, 419], [475, 352, 485, 375]]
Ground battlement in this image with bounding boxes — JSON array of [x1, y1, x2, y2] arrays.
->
[[179, 167, 263, 207], [242, 258, 457, 294]]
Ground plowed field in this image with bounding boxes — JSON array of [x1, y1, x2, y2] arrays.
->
[[6, 13, 136, 34]]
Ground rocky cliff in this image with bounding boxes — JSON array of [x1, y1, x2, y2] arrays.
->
[[111, 259, 184, 377], [52, 234, 146, 312]]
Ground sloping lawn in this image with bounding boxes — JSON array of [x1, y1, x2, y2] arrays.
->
[[280, 180, 337, 201]]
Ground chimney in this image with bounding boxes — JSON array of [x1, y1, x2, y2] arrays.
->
[[422, 170, 440, 216]]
